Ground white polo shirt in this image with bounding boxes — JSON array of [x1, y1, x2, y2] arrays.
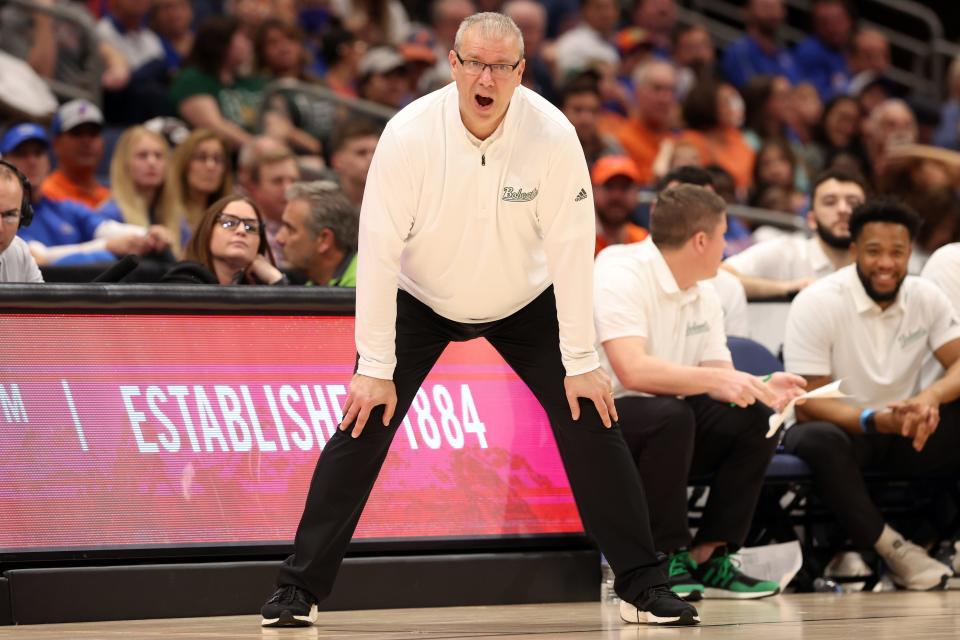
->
[[921, 243, 960, 311], [705, 269, 749, 338], [725, 233, 835, 281], [357, 83, 598, 379], [784, 264, 960, 408], [594, 239, 731, 399]]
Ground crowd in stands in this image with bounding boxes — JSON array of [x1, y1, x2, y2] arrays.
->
[[2, 0, 960, 287], [1, 0, 960, 594]]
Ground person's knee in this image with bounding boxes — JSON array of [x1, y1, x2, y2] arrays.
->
[[620, 396, 695, 443], [789, 421, 853, 463]]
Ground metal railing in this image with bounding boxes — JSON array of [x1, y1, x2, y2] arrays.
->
[[681, 0, 949, 100], [3, 0, 103, 105], [260, 79, 397, 130], [638, 190, 810, 233]]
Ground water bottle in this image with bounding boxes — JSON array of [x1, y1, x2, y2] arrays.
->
[[600, 554, 618, 602], [812, 577, 843, 593]]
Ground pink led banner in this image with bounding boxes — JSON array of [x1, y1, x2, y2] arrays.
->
[[0, 314, 582, 553]]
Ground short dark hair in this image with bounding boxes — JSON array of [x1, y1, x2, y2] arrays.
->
[[849, 198, 921, 242], [810, 168, 869, 202], [330, 117, 383, 155], [559, 72, 601, 109], [657, 165, 715, 194], [652, 184, 726, 249]]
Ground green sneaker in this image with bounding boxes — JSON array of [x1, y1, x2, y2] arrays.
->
[[666, 551, 705, 601], [693, 549, 780, 599]]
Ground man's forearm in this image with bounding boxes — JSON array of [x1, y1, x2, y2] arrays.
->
[[795, 397, 862, 434], [728, 272, 792, 299], [620, 356, 717, 397], [922, 358, 960, 406], [28, 13, 57, 77]]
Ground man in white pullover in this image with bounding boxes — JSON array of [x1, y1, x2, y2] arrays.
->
[[262, 12, 699, 629]]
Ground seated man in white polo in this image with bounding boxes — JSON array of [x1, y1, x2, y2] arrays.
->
[[723, 169, 866, 298], [594, 184, 806, 600], [783, 199, 960, 590]]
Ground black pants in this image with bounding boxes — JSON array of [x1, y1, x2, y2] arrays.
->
[[782, 400, 960, 548], [277, 288, 665, 603], [617, 395, 777, 553]]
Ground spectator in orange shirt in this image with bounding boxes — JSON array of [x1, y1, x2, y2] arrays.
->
[[615, 60, 679, 187], [41, 99, 111, 210], [680, 76, 755, 194], [593, 155, 648, 255]]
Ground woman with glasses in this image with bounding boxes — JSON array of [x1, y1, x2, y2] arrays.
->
[[166, 129, 234, 239], [175, 194, 285, 285]]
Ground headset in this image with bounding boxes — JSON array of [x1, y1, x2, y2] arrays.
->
[[0, 158, 34, 228]]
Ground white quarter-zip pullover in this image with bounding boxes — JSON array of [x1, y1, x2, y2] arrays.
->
[[356, 83, 599, 379]]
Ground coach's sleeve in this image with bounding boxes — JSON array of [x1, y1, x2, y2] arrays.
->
[[355, 126, 416, 380], [539, 131, 600, 376]]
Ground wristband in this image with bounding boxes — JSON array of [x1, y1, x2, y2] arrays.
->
[[859, 408, 877, 434]]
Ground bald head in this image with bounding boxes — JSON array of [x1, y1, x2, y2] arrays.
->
[[633, 60, 677, 130]]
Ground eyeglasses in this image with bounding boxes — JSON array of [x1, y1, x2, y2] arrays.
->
[[217, 213, 260, 233], [0, 210, 20, 224], [455, 52, 521, 78]]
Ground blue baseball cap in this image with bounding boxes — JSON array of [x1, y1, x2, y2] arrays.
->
[[0, 123, 49, 155]]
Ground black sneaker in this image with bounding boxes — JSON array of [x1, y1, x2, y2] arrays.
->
[[261, 585, 319, 627], [619, 585, 700, 626]]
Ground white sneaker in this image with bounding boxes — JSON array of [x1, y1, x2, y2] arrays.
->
[[824, 551, 872, 591], [876, 527, 952, 591]]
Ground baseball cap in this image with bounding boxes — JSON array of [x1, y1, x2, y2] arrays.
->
[[359, 47, 407, 78], [0, 123, 50, 155], [52, 99, 104, 135], [615, 27, 655, 57], [400, 29, 438, 65], [591, 156, 642, 186]]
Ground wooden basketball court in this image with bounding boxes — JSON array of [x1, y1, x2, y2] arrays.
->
[[0, 592, 957, 639]]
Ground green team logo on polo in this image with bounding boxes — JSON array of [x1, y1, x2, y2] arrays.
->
[[502, 186, 538, 202]]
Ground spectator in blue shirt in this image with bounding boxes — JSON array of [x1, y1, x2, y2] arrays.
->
[[793, 0, 853, 101], [720, 0, 798, 89], [0, 123, 173, 267]]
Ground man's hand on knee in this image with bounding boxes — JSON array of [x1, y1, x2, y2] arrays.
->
[[565, 368, 618, 428], [340, 374, 398, 438]]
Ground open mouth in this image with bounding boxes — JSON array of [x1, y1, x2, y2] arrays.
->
[[475, 94, 493, 108]]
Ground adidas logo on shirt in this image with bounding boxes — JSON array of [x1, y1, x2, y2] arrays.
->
[[574, 188, 588, 202]]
